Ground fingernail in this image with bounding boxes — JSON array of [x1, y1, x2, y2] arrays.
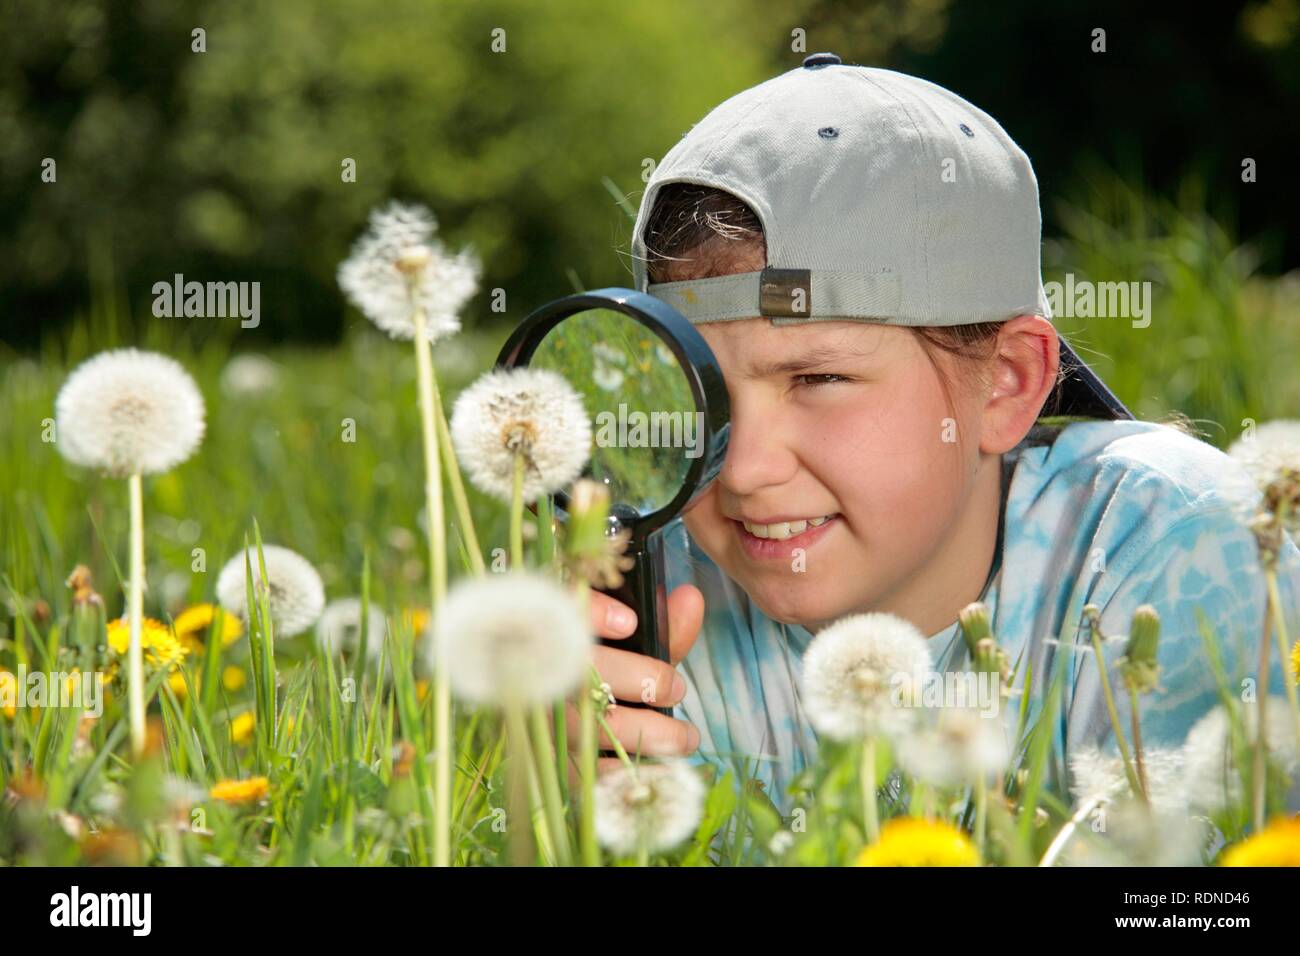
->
[[686, 725, 701, 751], [607, 603, 635, 633], [671, 673, 686, 702]]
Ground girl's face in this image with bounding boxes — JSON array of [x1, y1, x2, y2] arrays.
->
[[681, 316, 1001, 636]]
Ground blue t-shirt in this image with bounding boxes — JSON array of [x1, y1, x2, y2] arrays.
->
[[662, 419, 1300, 817]]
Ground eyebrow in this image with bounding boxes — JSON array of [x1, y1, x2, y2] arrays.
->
[[743, 343, 872, 379]]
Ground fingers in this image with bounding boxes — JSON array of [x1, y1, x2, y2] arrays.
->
[[591, 643, 685, 708], [588, 590, 637, 640], [563, 700, 700, 758], [666, 584, 704, 666]]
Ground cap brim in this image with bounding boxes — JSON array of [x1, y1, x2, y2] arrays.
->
[[1052, 336, 1132, 420]]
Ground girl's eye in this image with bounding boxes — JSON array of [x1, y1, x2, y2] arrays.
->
[[794, 373, 849, 388]]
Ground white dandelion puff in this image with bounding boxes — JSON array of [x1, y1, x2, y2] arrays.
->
[[450, 367, 592, 505], [594, 760, 706, 856], [337, 201, 480, 343], [427, 571, 592, 707], [1228, 420, 1300, 491], [800, 612, 933, 742], [316, 597, 389, 664], [220, 353, 282, 399], [1227, 419, 1300, 532], [592, 361, 625, 392], [216, 544, 325, 639], [1067, 744, 1189, 815], [1060, 800, 1210, 867], [54, 348, 205, 478], [1181, 697, 1299, 813], [896, 706, 1010, 788]]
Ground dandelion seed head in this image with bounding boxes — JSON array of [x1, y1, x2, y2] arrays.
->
[[428, 571, 592, 707], [1067, 744, 1188, 815], [215, 544, 325, 639], [1181, 697, 1299, 813], [55, 348, 205, 477], [1060, 800, 1209, 867], [1227, 420, 1300, 532], [316, 597, 389, 664], [800, 612, 932, 742], [896, 706, 1010, 787], [337, 201, 480, 343], [450, 367, 592, 504], [594, 760, 706, 855], [220, 353, 282, 399]]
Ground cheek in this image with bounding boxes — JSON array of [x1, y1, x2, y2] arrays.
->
[[810, 375, 969, 523]]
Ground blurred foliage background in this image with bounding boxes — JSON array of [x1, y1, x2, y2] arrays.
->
[[3, 0, 1298, 345]]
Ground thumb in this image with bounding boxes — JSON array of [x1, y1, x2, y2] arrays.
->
[[667, 584, 704, 666]]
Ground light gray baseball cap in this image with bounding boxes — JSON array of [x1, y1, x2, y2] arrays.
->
[[630, 53, 1130, 420]]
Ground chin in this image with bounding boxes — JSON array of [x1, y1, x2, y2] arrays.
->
[[742, 579, 851, 632]]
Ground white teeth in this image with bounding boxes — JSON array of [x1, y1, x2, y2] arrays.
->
[[741, 515, 834, 540]]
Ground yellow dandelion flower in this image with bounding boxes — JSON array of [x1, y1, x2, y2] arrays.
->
[[0, 670, 16, 720], [855, 817, 980, 867], [168, 669, 191, 698], [229, 711, 255, 745], [416, 678, 430, 703], [106, 617, 188, 670], [1221, 816, 1300, 866], [174, 603, 243, 651], [210, 776, 270, 805], [403, 606, 430, 639], [1290, 640, 1300, 683], [222, 665, 247, 692]]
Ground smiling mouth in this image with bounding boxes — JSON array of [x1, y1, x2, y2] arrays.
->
[[731, 513, 840, 558], [738, 514, 838, 541]]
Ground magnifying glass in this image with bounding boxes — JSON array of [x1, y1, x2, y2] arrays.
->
[[496, 289, 730, 717]]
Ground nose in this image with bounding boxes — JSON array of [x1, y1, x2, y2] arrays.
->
[[717, 393, 799, 498]]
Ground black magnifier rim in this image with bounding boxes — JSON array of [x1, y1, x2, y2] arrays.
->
[[495, 287, 730, 537]]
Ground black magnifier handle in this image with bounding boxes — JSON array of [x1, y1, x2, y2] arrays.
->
[[596, 528, 673, 718]]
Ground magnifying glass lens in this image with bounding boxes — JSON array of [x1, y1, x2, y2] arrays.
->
[[529, 308, 700, 518]]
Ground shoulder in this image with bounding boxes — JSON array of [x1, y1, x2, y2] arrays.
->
[[1015, 419, 1259, 536]]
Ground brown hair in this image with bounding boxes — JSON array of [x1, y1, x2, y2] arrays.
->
[[641, 183, 1064, 417]]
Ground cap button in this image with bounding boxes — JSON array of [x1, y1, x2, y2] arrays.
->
[[802, 52, 842, 68]]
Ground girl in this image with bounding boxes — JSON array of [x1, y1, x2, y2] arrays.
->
[[569, 56, 1300, 817]]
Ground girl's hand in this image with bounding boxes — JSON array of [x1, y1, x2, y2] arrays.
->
[[564, 585, 705, 778]]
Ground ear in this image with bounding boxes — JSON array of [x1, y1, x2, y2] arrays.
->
[[979, 315, 1059, 455]]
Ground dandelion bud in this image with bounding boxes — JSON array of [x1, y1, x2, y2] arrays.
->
[[1120, 605, 1161, 694], [959, 601, 991, 648], [591, 680, 616, 714], [563, 479, 635, 589]]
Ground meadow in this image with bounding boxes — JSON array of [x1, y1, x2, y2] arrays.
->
[[0, 178, 1298, 867]]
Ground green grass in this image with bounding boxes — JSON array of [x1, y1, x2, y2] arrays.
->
[[0, 172, 1296, 866]]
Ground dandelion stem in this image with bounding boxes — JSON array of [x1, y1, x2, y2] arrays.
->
[[861, 736, 880, 843], [1266, 567, 1300, 750], [127, 471, 146, 759], [578, 623, 600, 865], [1248, 595, 1268, 832], [530, 703, 572, 865], [595, 706, 635, 768], [974, 775, 988, 862], [410, 303, 451, 868], [503, 702, 536, 866], [510, 452, 525, 567], [430, 365, 486, 576], [1038, 794, 1106, 867], [1128, 685, 1150, 804], [1088, 618, 1144, 802]]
